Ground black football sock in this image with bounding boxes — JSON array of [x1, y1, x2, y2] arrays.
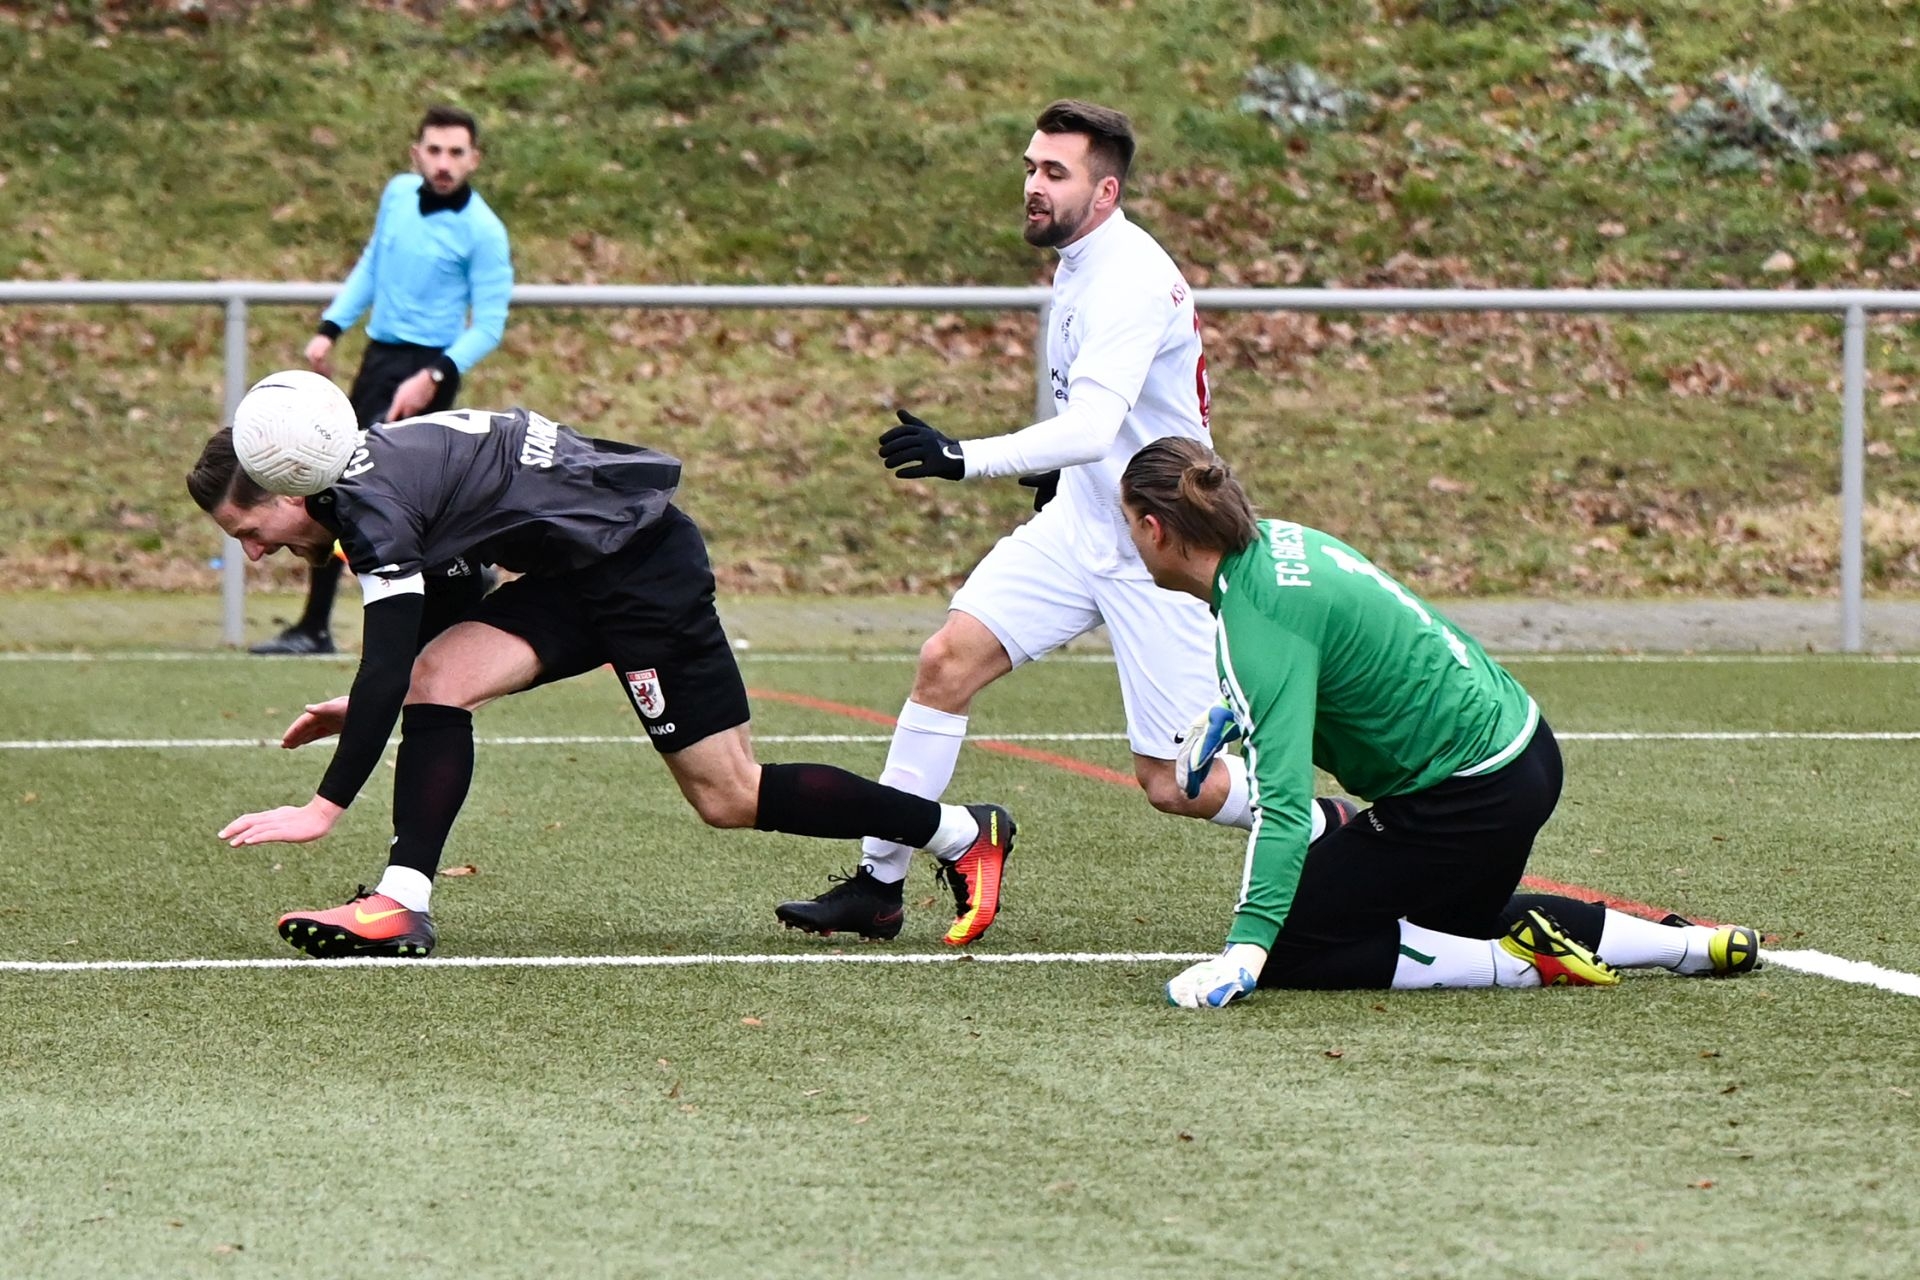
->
[[754, 762, 941, 847], [387, 703, 475, 878], [297, 556, 343, 635]]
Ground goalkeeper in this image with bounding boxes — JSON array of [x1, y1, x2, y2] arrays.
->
[[1120, 439, 1761, 1008]]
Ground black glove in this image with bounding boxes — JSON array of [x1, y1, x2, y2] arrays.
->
[[877, 410, 965, 481], [1019, 470, 1060, 512]]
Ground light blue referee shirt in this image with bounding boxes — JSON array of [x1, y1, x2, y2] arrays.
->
[[321, 174, 513, 374]]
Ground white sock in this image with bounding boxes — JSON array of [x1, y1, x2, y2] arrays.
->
[[375, 865, 433, 913], [1391, 920, 1539, 989], [924, 804, 983, 861], [859, 700, 968, 884], [1207, 755, 1253, 829], [1596, 909, 1691, 970]]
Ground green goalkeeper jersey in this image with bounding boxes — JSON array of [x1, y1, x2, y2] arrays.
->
[[1214, 520, 1538, 949]]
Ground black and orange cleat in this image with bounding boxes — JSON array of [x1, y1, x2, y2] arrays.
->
[[774, 867, 906, 941], [277, 886, 436, 958], [938, 804, 1015, 947]]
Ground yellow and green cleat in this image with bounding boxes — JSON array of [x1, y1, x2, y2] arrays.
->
[[1500, 908, 1620, 987]]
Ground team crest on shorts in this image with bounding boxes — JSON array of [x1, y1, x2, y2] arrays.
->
[[625, 668, 667, 719]]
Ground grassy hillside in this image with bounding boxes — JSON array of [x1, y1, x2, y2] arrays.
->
[[1, 0, 1917, 596]]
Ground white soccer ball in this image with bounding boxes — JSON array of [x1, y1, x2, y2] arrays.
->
[[231, 370, 360, 496]]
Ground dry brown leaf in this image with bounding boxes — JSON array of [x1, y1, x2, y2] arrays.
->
[[741, 1016, 763, 1027], [437, 864, 479, 878]]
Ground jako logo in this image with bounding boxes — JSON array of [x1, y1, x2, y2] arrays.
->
[[646, 722, 676, 736]]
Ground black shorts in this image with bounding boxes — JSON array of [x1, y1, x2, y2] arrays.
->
[[1259, 719, 1564, 989], [466, 506, 751, 753], [348, 340, 460, 428]]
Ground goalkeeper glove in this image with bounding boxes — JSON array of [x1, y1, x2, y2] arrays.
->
[[1174, 701, 1244, 800], [1018, 469, 1060, 512], [1165, 944, 1268, 1009], [878, 409, 966, 481]]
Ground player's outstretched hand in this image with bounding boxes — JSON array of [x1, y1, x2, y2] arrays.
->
[[1019, 470, 1060, 512], [878, 410, 966, 481], [1174, 701, 1245, 800], [282, 696, 350, 749], [1166, 944, 1268, 1009], [219, 797, 344, 847]]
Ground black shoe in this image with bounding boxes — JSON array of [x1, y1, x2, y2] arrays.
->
[[775, 867, 906, 941], [250, 626, 335, 656]]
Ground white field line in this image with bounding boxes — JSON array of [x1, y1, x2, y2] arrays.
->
[[10, 650, 1920, 665], [1759, 950, 1920, 997], [0, 732, 1129, 750], [0, 951, 1210, 974], [2, 948, 1914, 998], [8, 730, 1920, 751]]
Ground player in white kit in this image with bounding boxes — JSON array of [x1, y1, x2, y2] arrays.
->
[[776, 101, 1344, 946]]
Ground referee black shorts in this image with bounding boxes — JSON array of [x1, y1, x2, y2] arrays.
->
[[1258, 720, 1565, 989], [347, 340, 460, 428], [467, 506, 751, 754]]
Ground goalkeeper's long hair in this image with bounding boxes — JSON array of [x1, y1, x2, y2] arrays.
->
[[1120, 438, 1259, 556], [186, 427, 274, 514]]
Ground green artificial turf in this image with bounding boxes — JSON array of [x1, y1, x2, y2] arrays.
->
[[4, 638, 1920, 1276]]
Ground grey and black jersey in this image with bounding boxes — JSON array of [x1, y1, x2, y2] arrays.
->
[[308, 406, 680, 583]]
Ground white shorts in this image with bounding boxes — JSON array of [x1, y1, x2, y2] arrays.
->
[[948, 512, 1219, 759]]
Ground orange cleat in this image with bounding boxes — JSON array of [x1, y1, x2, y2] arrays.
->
[[277, 886, 436, 958], [937, 804, 1015, 947]]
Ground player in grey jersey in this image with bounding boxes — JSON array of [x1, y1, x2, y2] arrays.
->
[[186, 378, 1013, 957]]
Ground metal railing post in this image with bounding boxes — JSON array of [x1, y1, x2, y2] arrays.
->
[[1033, 300, 1053, 421], [221, 296, 249, 647], [1840, 304, 1868, 652]]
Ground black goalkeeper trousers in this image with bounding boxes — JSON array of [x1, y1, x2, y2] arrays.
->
[[1257, 720, 1565, 990]]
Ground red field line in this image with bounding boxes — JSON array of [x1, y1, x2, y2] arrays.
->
[[749, 687, 1141, 786], [749, 685, 1693, 923]]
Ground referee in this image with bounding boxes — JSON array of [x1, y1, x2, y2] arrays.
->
[[253, 104, 514, 655]]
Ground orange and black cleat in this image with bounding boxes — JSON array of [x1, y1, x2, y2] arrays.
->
[[937, 803, 1016, 947], [277, 886, 436, 958]]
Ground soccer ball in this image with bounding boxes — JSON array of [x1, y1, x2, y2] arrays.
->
[[231, 370, 360, 496]]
